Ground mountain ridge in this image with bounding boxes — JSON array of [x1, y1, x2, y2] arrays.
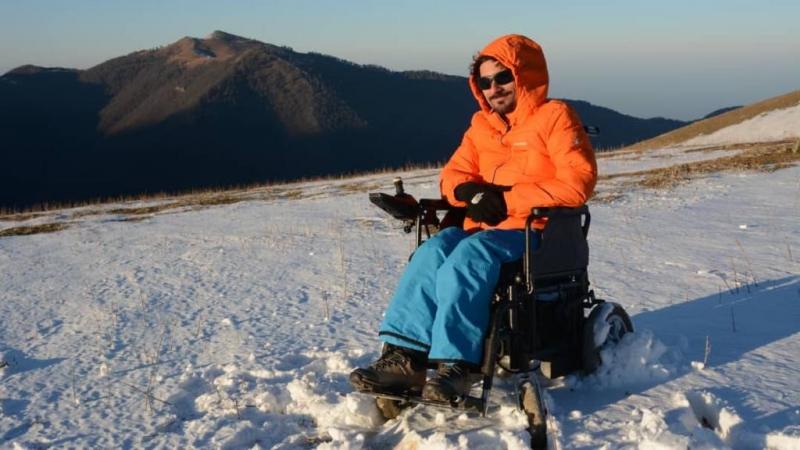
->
[[0, 31, 707, 209], [627, 89, 800, 151]]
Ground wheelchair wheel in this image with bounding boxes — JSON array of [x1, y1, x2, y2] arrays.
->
[[582, 302, 634, 373]]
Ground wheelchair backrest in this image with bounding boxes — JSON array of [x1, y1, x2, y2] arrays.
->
[[529, 209, 589, 278]]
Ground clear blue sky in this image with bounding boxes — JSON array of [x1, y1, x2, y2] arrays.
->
[[1, 0, 798, 120]]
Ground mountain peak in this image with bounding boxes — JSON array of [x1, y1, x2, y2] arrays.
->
[[206, 30, 251, 43], [161, 31, 261, 68]]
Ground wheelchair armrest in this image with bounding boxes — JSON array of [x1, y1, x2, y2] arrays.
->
[[418, 198, 457, 211], [526, 205, 590, 237], [369, 192, 419, 221], [530, 205, 589, 219]]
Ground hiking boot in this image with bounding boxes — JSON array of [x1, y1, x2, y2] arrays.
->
[[349, 344, 427, 394], [421, 362, 480, 402]]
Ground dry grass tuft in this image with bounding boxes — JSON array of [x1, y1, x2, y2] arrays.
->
[[104, 193, 247, 217], [593, 141, 799, 204], [338, 181, 383, 194], [108, 203, 180, 216], [0, 223, 70, 237], [605, 141, 800, 193], [639, 141, 799, 189], [590, 192, 626, 204], [276, 189, 305, 200], [114, 215, 152, 223], [0, 211, 50, 222], [183, 193, 244, 208]]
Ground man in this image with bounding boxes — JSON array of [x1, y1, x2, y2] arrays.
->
[[350, 34, 597, 402]]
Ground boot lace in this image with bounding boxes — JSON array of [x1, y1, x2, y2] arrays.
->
[[373, 350, 410, 371], [436, 363, 468, 380]]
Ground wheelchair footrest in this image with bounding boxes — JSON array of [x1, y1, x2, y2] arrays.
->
[[356, 389, 485, 413]]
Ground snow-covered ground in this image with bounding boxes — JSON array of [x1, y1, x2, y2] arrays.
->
[[1, 127, 799, 448]]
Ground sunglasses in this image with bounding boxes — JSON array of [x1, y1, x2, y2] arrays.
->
[[477, 69, 514, 90]]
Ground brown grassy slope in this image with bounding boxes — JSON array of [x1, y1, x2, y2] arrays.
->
[[0, 223, 70, 237], [626, 90, 800, 151]]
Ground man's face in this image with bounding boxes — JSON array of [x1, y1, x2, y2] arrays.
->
[[478, 59, 517, 114]]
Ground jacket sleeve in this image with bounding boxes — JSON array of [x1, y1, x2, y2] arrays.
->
[[504, 103, 597, 216], [440, 127, 482, 207]]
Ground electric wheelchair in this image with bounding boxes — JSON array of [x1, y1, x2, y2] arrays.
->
[[364, 177, 633, 449]]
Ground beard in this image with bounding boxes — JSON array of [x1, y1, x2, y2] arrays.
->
[[490, 91, 517, 114]]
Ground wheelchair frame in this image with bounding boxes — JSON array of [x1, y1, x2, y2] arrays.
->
[[366, 178, 630, 447]]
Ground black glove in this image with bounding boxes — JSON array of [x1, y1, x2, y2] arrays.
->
[[454, 182, 510, 226]]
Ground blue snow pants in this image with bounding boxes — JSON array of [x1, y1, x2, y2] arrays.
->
[[378, 227, 536, 365]]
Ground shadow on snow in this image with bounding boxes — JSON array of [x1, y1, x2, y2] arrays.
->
[[549, 275, 800, 426]]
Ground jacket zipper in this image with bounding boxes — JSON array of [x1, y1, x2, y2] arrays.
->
[[490, 116, 513, 185]]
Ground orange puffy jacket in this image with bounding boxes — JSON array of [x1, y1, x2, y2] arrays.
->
[[440, 34, 597, 231]]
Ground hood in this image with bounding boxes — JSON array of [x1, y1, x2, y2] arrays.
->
[[468, 34, 549, 119]]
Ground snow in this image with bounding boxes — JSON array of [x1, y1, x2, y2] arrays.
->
[[590, 302, 615, 347], [598, 146, 735, 176], [2, 121, 800, 448], [685, 102, 800, 146]]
